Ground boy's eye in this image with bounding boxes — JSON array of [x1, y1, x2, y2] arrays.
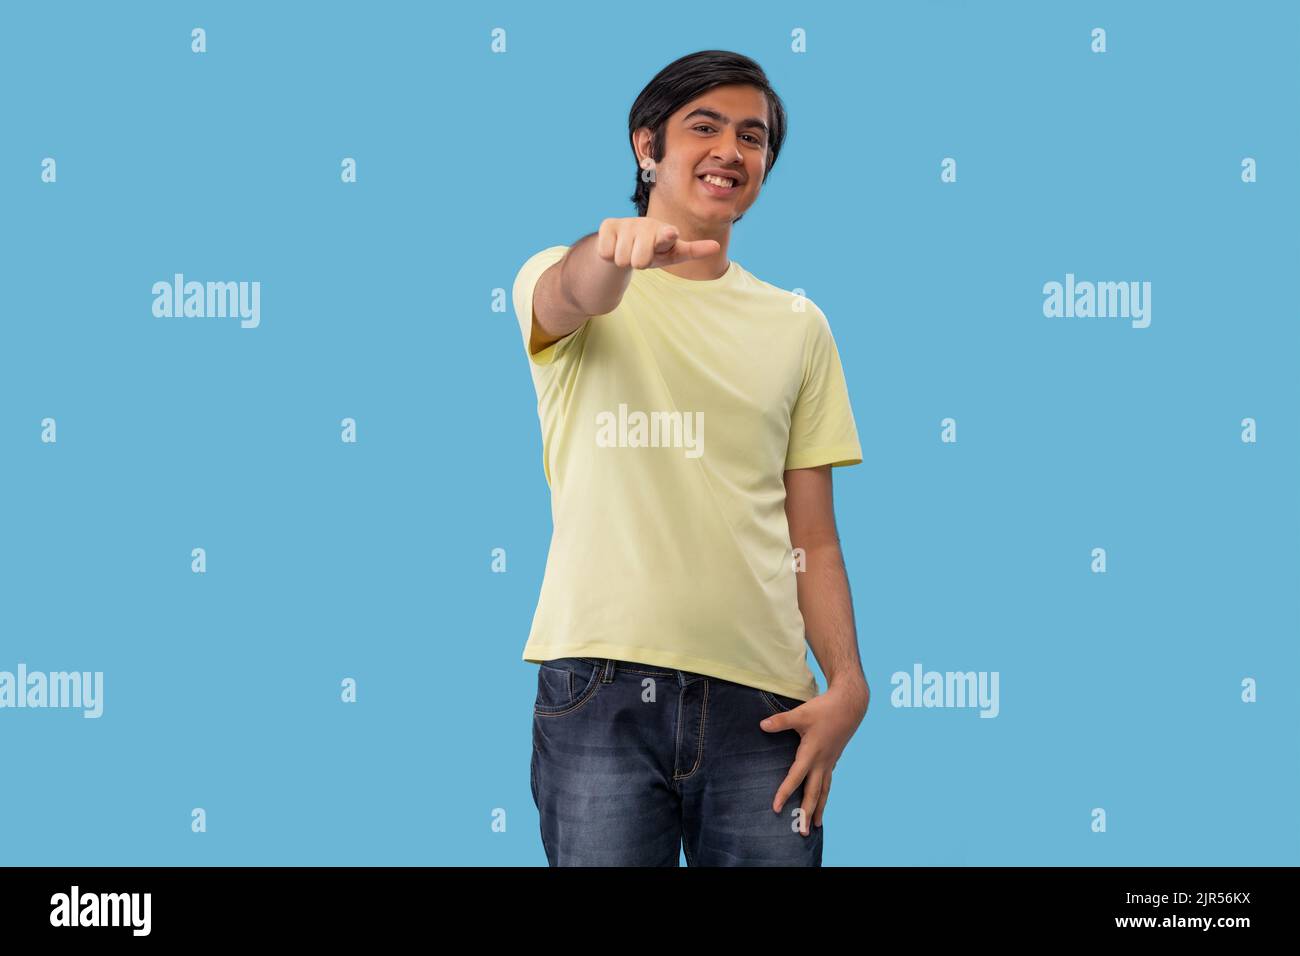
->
[[694, 124, 762, 145]]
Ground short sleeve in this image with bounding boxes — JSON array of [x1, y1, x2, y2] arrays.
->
[[785, 306, 863, 470], [512, 245, 585, 368]]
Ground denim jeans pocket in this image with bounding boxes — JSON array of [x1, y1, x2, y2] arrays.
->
[[534, 658, 603, 717], [758, 688, 804, 716]]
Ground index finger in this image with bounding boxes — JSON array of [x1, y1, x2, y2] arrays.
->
[[772, 756, 811, 815], [665, 238, 720, 263]]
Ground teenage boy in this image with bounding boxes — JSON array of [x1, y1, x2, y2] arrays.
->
[[513, 50, 869, 866]]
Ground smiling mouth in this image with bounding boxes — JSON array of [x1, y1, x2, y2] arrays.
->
[[696, 174, 738, 200], [702, 172, 743, 189]]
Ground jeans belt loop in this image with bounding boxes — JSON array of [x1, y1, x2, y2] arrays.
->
[[601, 659, 615, 683]]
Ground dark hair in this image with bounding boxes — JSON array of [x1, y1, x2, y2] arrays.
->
[[627, 50, 787, 226]]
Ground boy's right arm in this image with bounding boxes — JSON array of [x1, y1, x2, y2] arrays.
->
[[528, 232, 627, 354], [526, 217, 721, 356]]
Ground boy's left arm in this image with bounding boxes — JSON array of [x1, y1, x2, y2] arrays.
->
[[766, 463, 870, 833]]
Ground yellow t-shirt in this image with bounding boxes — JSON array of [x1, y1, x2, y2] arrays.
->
[[512, 244, 862, 701]]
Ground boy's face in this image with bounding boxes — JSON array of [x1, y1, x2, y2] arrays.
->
[[640, 83, 770, 234]]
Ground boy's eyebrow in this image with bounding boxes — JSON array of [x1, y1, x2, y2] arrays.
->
[[681, 107, 769, 137]]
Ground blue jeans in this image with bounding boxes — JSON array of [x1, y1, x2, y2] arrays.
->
[[530, 656, 823, 866]]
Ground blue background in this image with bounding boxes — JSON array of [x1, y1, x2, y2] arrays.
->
[[1, 0, 1295, 865]]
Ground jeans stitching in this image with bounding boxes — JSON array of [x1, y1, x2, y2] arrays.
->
[[759, 690, 795, 716], [674, 679, 708, 781], [671, 679, 684, 779], [534, 662, 602, 717]]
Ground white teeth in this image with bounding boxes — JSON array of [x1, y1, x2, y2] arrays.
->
[[701, 174, 736, 188]]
